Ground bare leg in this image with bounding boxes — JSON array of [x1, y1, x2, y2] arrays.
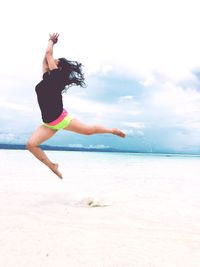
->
[[26, 125, 63, 179], [65, 118, 126, 137]]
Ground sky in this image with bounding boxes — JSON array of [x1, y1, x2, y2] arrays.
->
[[1, 0, 200, 153]]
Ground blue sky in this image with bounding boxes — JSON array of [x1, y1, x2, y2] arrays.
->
[[1, 0, 200, 153]]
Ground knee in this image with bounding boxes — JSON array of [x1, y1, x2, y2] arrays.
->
[[84, 126, 95, 135], [26, 140, 37, 151]]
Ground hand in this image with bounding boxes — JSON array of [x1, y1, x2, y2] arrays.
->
[[49, 32, 59, 44]]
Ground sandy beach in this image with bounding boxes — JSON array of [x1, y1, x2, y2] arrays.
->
[[1, 150, 200, 267]]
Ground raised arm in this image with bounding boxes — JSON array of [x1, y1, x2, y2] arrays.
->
[[42, 33, 59, 74]]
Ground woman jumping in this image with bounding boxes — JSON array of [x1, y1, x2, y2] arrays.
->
[[27, 33, 125, 179]]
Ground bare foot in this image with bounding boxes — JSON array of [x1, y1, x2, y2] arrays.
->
[[112, 128, 126, 138], [50, 163, 63, 179]]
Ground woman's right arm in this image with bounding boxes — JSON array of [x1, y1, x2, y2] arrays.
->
[[42, 33, 59, 73]]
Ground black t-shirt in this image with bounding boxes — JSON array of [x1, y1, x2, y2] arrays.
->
[[35, 69, 64, 123]]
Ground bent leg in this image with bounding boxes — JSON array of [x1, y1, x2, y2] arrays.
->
[[26, 125, 62, 179], [65, 118, 125, 137]]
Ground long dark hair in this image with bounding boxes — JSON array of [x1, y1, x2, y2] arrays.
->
[[58, 58, 86, 92]]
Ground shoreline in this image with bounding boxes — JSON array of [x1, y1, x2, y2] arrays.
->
[[1, 143, 200, 157]]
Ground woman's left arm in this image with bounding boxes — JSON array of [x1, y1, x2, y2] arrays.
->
[[42, 33, 59, 73]]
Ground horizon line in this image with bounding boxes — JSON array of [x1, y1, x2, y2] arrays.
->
[[1, 143, 200, 156]]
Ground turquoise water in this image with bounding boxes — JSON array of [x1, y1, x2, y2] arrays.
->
[[1, 149, 200, 204]]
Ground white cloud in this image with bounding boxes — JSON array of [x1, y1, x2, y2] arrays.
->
[[150, 82, 200, 126], [123, 122, 146, 129], [64, 93, 141, 123], [123, 129, 144, 138], [118, 95, 134, 102], [88, 144, 110, 149], [68, 144, 84, 148], [1, 0, 200, 87], [0, 133, 16, 142], [1, 0, 200, 81], [0, 101, 34, 112], [68, 144, 110, 149], [65, 95, 119, 116]]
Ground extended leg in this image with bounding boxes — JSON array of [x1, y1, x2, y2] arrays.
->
[[26, 125, 62, 179], [65, 118, 125, 137]]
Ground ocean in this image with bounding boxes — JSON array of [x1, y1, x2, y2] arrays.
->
[[0, 149, 200, 267]]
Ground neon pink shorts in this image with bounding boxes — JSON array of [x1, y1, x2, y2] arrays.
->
[[44, 109, 73, 130]]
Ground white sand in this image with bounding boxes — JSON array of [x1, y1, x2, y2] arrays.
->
[[0, 150, 200, 267]]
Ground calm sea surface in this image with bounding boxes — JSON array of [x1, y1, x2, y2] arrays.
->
[[1, 149, 200, 207]]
